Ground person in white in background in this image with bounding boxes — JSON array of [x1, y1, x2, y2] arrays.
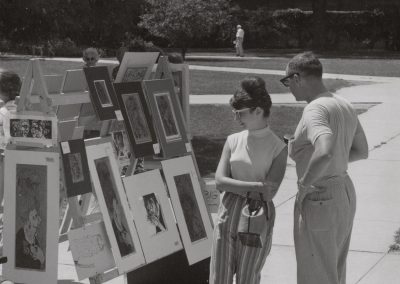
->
[[235, 25, 245, 57]]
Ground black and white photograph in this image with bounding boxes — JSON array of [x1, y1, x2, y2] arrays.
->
[[154, 92, 181, 142], [3, 150, 59, 284], [143, 193, 167, 236], [61, 139, 92, 197], [173, 173, 206, 242], [15, 164, 47, 271], [114, 52, 159, 83], [86, 141, 145, 273], [94, 157, 135, 257], [122, 93, 152, 144], [83, 65, 119, 121], [93, 79, 113, 107], [123, 170, 182, 263]]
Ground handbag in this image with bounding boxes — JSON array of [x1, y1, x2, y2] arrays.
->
[[237, 192, 269, 248]]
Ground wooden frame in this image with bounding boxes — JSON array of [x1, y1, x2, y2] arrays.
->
[[60, 139, 93, 197], [143, 79, 188, 158], [68, 221, 115, 280], [115, 52, 159, 83], [85, 141, 145, 274], [3, 149, 59, 284], [114, 82, 158, 157], [161, 155, 213, 265], [123, 170, 183, 263], [84, 66, 119, 121], [7, 111, 58, 147]]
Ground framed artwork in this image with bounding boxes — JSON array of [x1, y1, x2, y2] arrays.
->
[[3, 149, 59, 284], [114, 82, 158, 157], [170, 63, 190, 137], [83, 66, 120, 121], [123, 170, 182, 263], [7, 112, 58, 147], [68, 221, 115, 280], [85, 141, 145, 273], [115, 52, 159, 83], [161, 155, 213, 265], [143, 79, 188, 158], [111, 130, 132, 173], [60, 139, 92, 197]]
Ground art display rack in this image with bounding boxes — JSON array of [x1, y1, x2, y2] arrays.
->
[[0, 57, 211, 284]]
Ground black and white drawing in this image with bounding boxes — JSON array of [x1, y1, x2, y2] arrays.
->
[[94, 80, 113, 107], [154, 92, 181, 142]]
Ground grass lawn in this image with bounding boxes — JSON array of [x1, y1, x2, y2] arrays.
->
[[190, 70, 364, 95], [186, 57, 400, 77]]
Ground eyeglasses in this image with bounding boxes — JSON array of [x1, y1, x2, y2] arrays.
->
[[85, 57, 96, 61], [280, 73, 299, 87], [232, 108, 251, 120]]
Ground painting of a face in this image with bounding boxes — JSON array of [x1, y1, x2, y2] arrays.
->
[[94, 80, 113, 107], [122, 93, 152, 144], [173, 173, 206, 243], [15, 164, 47, 271], [143, 193, 167, 236], [154, 92, 181, 142]]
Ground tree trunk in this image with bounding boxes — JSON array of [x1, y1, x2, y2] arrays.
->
[[181, 47, 187, 61], [312, 0, 327, 50]]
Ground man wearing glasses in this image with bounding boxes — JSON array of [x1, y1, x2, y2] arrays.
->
[[281, 52, 368, 284]]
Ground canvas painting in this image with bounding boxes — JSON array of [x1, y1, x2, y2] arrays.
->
[[161, 155, 213, 265], [123, 170, 182, 263], [113, 82, 158, 157], [154, 92, 181, 142], [84, 66, 119, 121], [3, 149, 59, 284], [60, 139, 92, 197], [7, 113, 58, 147], [68, 222, 115, 280], [86, 141, 145, 273]]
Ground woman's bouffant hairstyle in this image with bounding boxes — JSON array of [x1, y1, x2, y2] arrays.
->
[[0, 69, 21, 101], [230, 76, 272, 117]]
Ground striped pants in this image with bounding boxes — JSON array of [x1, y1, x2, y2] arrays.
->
[[294, 174, 356, 284], [209, 193, 275, 284]]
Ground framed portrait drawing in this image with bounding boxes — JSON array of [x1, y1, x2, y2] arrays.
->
[[7, 112, 58, 147], [68, 221, 115, 280], [114, 82, 158, 157], [3, 149, 59, 284], [143, 79, 188, 158], [60, 139, 92, 197], [161, 155, 213, 265], [115, 52, 159, 83], [85, 141, 145, 273], [123, 170, 182, 263], [111, 130, 132, 174], [83, 66, 120, 121]]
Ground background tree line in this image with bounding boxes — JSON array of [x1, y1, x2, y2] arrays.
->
[[0, 0, 399, 57]]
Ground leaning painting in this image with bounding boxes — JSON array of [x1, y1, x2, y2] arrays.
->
[[85, 141, 145, 273], [161, 155, 213, 265], [3, 149, 59, 284]]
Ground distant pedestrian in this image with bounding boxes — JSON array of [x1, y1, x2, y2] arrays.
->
[[235, 25, 245, 57], [82, 47, 99, 67], [282, 52, 368, 284]]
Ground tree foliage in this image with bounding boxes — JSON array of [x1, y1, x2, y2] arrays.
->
[[139, 0, 232, 57]]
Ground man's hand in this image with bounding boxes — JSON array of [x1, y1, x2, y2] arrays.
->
[[295, 181, 316, 214]]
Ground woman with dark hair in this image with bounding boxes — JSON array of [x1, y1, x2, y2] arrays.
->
[[209, 77, 288, 284]]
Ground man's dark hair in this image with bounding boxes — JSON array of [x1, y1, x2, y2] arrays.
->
[[288, 51, 323, 78]]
